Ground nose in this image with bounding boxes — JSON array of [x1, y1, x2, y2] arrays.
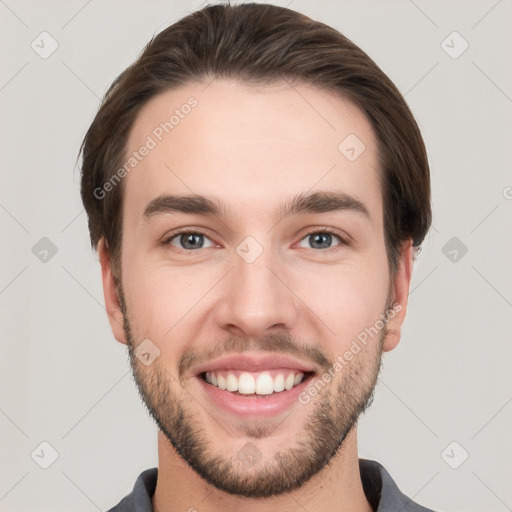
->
[[214, 246, 298, 337]]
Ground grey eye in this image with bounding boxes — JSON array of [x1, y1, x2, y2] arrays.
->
[[169, 232, 215, 250], [297, 232, 342, 250]]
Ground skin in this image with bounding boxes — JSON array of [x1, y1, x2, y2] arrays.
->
[[98, 79, 413, 512]]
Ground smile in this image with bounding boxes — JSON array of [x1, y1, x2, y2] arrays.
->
[[201, 369, 309, 395]]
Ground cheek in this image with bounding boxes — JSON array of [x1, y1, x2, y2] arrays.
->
[[298, 255, 389, 347], [122, 252, 216, 348], [126, 276, 186, 337]]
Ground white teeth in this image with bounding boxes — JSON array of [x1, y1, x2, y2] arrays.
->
[[217, 373, 227, 390], [284, 373, 295, 390], [273, 374, 285, 392], [255, 373, 274, 395], [226, 373, 238, 392], [204, 370, 305, 395], [238, 373, 255, 394]]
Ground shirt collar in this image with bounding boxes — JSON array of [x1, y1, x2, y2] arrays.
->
[[109, 458, 434, 512]]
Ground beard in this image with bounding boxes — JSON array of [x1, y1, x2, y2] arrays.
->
[[117, 284, 388, 498]]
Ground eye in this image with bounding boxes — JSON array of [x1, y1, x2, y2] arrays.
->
[[162, 227, 348, 252], [297, 228, 347, 250], [164, 230, 216, 251]]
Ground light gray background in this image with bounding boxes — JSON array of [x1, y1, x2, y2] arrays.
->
[[1, 1, 511, 511]]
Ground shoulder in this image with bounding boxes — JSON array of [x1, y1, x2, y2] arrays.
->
[[360, 459, 438, 512], [105, 467, 158, 512]]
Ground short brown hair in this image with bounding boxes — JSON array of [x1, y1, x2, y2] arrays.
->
[[79, 2, 431, 280]]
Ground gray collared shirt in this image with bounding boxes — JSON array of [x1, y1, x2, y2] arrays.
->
[[106, 459, 437, 512]]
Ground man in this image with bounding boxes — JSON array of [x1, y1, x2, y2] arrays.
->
[[80, 3, 435, 511]]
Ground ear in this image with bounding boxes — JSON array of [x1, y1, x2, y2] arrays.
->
[[382, 239, 414, 352], [98, 238, 127, 345]]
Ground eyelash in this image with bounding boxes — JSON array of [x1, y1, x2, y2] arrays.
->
[[162, 226, 349, 252]]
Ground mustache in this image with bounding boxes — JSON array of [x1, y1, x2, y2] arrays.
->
[[178, 332, 331, 379]]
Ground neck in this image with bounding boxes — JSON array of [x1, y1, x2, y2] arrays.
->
[[152, 428, 373, 512]]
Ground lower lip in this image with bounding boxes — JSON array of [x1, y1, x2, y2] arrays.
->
[[196, 374, 313, 418]]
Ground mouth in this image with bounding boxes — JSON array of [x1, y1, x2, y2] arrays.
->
[[192, 353, 318, 418], [199, 369, 315, 396]]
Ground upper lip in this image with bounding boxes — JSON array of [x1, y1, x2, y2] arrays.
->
[[192, 353, 317, 376]]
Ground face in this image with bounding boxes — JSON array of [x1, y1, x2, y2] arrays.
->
[[100, 79, 412, 497]]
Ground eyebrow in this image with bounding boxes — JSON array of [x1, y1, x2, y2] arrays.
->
[[142, 190, 371, 223]]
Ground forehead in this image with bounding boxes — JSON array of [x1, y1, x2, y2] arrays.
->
[[123, 79, 381, 226]]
